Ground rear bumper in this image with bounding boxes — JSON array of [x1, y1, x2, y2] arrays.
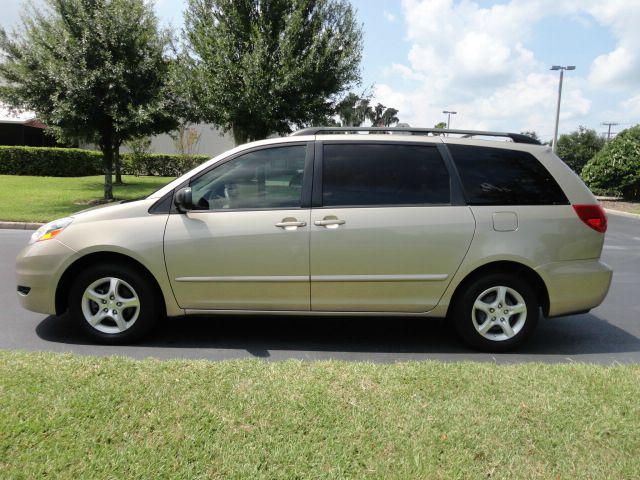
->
[[535, 259, 612, 317]]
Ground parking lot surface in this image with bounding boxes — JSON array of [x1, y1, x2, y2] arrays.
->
[[1, 213, 638, 363]]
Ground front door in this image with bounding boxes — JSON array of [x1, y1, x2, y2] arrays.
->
[[164, 144, 312, 311], [310, 142, 475, 313]]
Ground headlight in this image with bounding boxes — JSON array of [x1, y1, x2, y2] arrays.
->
[[29, 217, 74, 244]]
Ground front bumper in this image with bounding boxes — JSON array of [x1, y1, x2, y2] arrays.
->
[[16, 239, 76, 315], [535, 259, 613, 317]]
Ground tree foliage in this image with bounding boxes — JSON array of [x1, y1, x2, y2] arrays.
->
[[581, 125, 640, 199], [0, 0, 177, 199], [520, 131, 541, 142], [334, 93, 400, 128], [335, 93, 370, 127], [176, 0, 363, 144], [368, 103, 399, 127], [556, 126, 605, 173]]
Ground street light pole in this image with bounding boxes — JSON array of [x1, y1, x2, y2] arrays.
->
[[442, 110, 457, 129], [550, 65, 575, 153]]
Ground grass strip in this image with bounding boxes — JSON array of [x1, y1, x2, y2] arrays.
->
[[0, 175, 174, 223], [0, 351, 638, 479]]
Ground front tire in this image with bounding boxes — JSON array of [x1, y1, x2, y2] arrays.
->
[[452, 273, 539, 352], [68, 263, 159, 344]]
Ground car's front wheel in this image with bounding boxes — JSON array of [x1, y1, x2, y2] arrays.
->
[[452, 273, 539, 352], [68, 263, 159, 344]]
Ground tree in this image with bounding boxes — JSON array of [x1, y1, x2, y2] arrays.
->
[[556, 126, 605, 173], [367, 103, 399, 127], [335, 92, 402, 128], [581, 125, 640, 199], [430, 121, 447, 136], [176, 0, 363, 145], [520, 130, 541, 142], [381, 107, 400, 127], [0, 0, 178, 200], [171, 124, 202, 173], [354, 97, 373, 126], [335, 93, 360, 127]]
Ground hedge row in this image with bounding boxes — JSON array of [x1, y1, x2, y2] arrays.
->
[[0, 146, 103, 176], [125, 153, 210, 177], [0, 146, 210, 177]]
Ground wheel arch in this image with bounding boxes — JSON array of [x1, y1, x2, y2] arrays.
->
[[55, 251, 166, 316], [447, 260, 550, 317]]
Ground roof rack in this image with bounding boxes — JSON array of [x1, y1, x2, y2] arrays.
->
[[290, 127, 541, 145]]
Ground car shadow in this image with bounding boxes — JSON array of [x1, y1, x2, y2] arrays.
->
[[35, 311, 640, 358]]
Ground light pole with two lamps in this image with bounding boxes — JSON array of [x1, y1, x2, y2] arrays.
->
[[442, 110, 457, 129]]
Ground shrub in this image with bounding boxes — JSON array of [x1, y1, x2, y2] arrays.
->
[[0, 146, 210, 177], [122, 153, 209, 176], [581, 125, 640, 199], [0, 146, 102, 176]]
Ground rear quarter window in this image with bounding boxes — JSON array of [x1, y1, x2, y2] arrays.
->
[[448, 144, 568, 205]]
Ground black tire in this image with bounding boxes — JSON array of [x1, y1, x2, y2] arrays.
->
[[451, 273, 539, 352], [68, 262, 160, 344]]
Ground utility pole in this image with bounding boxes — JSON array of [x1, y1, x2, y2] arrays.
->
[[601, 122, 619, 141], [550, 65, 575, 153]]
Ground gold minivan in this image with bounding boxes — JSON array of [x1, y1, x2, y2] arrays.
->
[[16, 127, 612, 351]]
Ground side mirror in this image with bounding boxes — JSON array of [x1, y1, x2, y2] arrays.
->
[[174, 187, 193, 213]]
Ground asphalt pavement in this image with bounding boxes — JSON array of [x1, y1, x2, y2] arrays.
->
[[1, 213, 639, 364]]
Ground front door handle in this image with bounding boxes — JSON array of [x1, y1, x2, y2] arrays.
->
[[275, 219, 307, 230], [314, 218, 346, 228]]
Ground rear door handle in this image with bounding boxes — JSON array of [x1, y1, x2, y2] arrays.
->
[[314, 219, 346, 227]]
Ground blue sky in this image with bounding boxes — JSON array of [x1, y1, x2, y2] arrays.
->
[[3, 0, 639, 141]]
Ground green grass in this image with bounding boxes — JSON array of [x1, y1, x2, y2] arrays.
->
[[1, 351, 638, 479], [0, 175, 174, 223]]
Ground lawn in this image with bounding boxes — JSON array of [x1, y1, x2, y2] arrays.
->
[[0, 175, 175, 223], [1, 351, 638, 479]]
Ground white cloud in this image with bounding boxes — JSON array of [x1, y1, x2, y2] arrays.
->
[[373, 0, 639, 139], [586, 1, 640, 90], [383, 11, 396, 23], [621, 94, 640, 121]]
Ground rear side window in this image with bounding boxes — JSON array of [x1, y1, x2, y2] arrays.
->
[[448, 144, 568, 205], [322, 144, 450, 207]]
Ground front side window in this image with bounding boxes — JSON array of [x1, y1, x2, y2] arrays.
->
[[448, 144, 568, 205], [322, 144, 451, 207], [190, 145, 306, 210]]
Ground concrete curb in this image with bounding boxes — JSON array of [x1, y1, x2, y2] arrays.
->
[[604, 208, 640, 219], [0, 221, 44, 231], [595, 196, 623, 201]]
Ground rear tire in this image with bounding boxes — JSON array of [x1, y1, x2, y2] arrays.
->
[[451, 273, 539, 352], [68, 263, 160, 344]]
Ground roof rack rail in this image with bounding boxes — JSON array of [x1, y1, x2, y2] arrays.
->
[[290, 127, 541, 145]]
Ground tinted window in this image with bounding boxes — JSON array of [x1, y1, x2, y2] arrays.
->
[[190, 145, 306, 210], [449, 144, 568, 205], [322, 144, 450, 206]]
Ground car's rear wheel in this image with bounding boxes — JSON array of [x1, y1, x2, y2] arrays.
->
[[68, 263, 159, 344], [452, 273, 539, 352]]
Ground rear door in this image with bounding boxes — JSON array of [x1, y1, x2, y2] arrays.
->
[[310, 141, 475, 313]]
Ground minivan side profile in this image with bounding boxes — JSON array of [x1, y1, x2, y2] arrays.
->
[[16, 127, 612, 351]]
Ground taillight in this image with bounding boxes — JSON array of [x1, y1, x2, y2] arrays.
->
[[573, 204, 607, 233]]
